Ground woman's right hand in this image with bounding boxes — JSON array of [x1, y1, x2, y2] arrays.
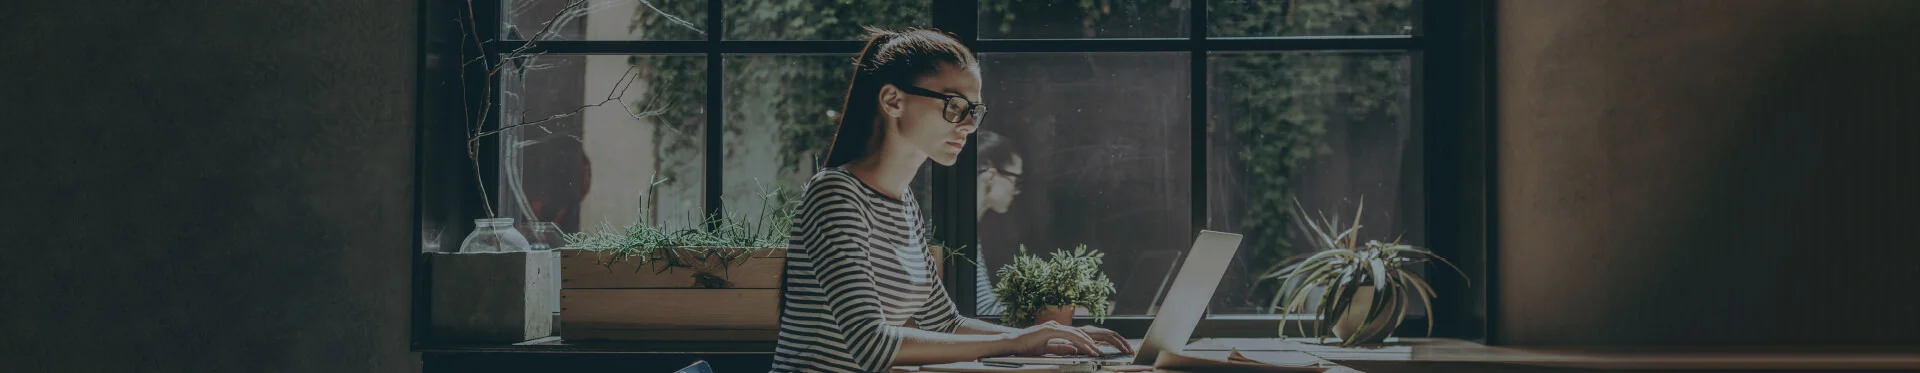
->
[[1001, 321, 1103, 357]]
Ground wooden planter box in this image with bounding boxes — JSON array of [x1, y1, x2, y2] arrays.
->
[[559, 247, 785, 341], [559, 246, 947, 342]]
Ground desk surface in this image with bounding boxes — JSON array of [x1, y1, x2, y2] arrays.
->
[[1185, 338, 1920, 371], [421, 337, 1920, 371]]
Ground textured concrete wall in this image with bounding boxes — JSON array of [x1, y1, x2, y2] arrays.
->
[[1497, 0, 1920, 345], [1, 1, 418, 372]]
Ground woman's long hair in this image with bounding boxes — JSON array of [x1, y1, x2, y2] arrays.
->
[[820, 26, 977, 169], [976, 130, 1020, 170]]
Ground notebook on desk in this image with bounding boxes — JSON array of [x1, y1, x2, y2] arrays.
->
[[978, 231, 1244, 368]]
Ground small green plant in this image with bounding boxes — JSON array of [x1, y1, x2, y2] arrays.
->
[[559, 176, 801, 278], [1263, 197, 1467, 346], [993, 245, 1116, 327]]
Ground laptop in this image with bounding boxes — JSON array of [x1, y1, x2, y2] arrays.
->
[[978, 230, 1244, 367]]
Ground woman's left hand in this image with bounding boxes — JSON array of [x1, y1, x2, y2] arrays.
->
[[1076, 325, 1134, 355]]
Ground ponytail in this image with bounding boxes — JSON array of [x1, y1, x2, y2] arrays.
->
[[820, 26, 976, 169]]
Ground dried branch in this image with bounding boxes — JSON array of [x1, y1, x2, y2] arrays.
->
[[456, 0, 693, 220], [637, 0, 705, 36], [473, 61, 656, 140]]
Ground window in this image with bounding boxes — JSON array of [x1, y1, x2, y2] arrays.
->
[[424, 0, 1481, 340]]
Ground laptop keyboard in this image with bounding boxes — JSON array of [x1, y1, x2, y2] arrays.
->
[[1051, 344, 1130, 359]]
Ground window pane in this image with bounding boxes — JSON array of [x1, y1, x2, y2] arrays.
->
[[975, 53, 1191, 317], [1208, 0, 1415, 37], [720, 55, 933, 224], [726, 0, 932, 40], [504, 0, 707, 41], [1205, 52, 1417, 315], [498, 54, 708, 235], [979, 1, 1188, 39]]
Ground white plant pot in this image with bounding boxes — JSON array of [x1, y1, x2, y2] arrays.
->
[[1330, 285, 1403, 345]]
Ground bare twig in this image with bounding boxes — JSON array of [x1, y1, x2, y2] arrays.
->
[[637, 0, 705, 36], [475, 62, 654, 139], [457, 0, 686, 219]]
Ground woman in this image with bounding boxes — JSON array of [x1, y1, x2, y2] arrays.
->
[[975, 130, 1024, 221], [772, 27, 1132, 372], [971, 130, 1023, 316]]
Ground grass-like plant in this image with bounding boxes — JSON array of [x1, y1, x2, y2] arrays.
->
[[993, 245, 1116, 327], [1263, 197, 1468, 346], [559, 176, 800, 278]]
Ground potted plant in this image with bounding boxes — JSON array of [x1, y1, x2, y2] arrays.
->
[[1264, 197, 1468, 347], [993, 245, 1116, 327], [553, 178, 800, 341]]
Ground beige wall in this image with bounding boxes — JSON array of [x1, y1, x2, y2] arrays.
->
[[1497, 0, 1920, 345]]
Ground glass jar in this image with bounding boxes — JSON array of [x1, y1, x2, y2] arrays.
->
[[459, 218, 531, 253], [523, 221, 567, 251]]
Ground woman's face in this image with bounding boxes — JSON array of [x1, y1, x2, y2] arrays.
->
[[881, 64, 982, 166], [978, 155, 1023, 214]]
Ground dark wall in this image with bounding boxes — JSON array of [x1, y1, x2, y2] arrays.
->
[[1497, 0, 1920, 345], [1, 1, 418, 372]]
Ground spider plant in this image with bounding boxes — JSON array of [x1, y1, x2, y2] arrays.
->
[[1263, 197, 1468, 346]]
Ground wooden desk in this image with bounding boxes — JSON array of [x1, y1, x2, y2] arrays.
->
[[421, 337, 1920, 373], [1185, 338, 1920, 372]]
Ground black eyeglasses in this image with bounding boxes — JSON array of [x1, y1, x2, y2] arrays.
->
[[897, 85, 988, 127], [977, 166, 1022, 188]]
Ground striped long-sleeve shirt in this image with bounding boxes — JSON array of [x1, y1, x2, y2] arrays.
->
[[772, 167, 964, 373]]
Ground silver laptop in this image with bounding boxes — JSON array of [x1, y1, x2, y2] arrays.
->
[[980, 230, 1244, 367]]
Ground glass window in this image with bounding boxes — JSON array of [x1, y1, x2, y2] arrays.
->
[[449, 0, 1452, 338], [979, 0, 1188, 39], [1204, 52, 1417, 315], [726, 0, 931, 40], [504, 0, 708, 41], [497, 54, 708, 236], [720, 55, 932, 224], [974, 52, 1191, 317], [1209, 0, 1416, 38]]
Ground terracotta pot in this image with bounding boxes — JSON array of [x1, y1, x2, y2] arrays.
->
[[1330, 285, 1403, 345], [1034, 305, 1077, 326]]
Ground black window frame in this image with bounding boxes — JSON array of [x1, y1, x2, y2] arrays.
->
[[415, 0, 1496, 347]]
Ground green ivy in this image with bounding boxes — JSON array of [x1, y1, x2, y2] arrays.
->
[[632, 1, 930, 182], [1211, 1, 1411, 312]]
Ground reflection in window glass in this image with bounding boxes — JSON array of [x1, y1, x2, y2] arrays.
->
[[504, 0, 707, 41], [975, 53, 1191, 317], [1205, 52, 1417, 315], [979, 0, 1187, 39], [720, 55, 932, 224], [1209, 0, 1415, 37], [726, 0, 931, 40]]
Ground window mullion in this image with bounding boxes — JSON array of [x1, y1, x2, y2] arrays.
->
[[703, 0, 724, 227], [930, 0, 980, 318], [1190, 0, 1212, 322]]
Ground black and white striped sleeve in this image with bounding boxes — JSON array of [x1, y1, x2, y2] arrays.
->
[[796, 179, 902, 371], [913, 270, 963, 333]]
